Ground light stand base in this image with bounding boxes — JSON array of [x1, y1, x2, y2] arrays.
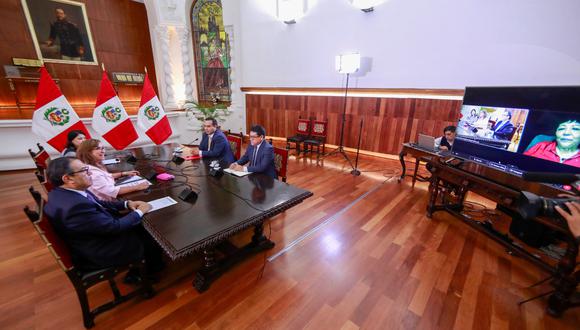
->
[[324, 146, 359, 175]]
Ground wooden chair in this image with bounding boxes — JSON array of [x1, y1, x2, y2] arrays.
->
[[23, 195, 154, 328], [34, 169, 54, 192], [273, 147, 289, 182], [225, 133, 243, 161], [286, 118, 311, 155], [28, 143, 50, 171], [303, 120, 328, 160]]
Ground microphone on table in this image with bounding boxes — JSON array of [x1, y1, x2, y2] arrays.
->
[[181, 137, 200, 148]]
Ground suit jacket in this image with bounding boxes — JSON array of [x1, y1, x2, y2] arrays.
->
[[492, 120, 515, 140], [237, 141, 277, 179], [199, 129, 235, 164], [44, 187, 144, 270]]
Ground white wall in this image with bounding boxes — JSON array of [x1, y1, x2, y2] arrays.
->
[[0, 113, 185, 170], [240, 0, 580, 89]]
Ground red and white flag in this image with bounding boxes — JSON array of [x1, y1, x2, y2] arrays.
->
[[137, 74, 172, 144], [92, 72, 138, 150], [32, 67, 90, 152]]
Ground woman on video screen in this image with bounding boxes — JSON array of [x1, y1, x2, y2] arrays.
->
[[524, 120, 580, 168]]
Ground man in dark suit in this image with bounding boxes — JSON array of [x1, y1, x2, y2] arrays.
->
[[492, 111, 516, 141], [192, 117, 235, 165], [43, 157, 163, 280], [230, 125, 277, 179]]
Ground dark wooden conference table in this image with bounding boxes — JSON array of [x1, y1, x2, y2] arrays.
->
[[108, 144, 313, 292]]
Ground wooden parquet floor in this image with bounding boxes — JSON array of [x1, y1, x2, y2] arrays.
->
[[0, 150, 579, 329]]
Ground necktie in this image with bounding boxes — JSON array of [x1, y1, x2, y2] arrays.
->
[[251, 146, 258, 166], [208, 135, 213, 150]]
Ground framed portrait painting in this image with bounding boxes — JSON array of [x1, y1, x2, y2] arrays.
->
[[21, 0, 98, 65]]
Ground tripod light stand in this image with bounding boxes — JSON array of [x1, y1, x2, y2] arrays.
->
[[324, 53, 361, 175]]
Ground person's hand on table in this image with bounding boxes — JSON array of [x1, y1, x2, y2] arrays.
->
[[128, 200, 147, 210], [191, 149, 200, 156], [121, 170, 140, 177], [229, 163, 243, 171], [136, 202, 152, 214], [439, 146, 449, 151]]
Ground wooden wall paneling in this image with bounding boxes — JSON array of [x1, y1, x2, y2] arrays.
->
[[245, 93, 463, 156], [0, 0, 156, 119]]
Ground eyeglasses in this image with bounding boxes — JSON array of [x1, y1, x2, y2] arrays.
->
[[67, 166, 90, 176], [93, 146, 105, 151], [249, 135, 262, 139]]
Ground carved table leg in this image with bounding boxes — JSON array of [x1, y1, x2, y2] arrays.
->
[[427, 175, 439, 218], [398, 150, 406, 182], [251, 222, 275, 250], [193, 248, 217, 293]]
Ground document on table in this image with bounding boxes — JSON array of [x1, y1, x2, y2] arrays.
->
[[115, 175, 152, 187], [148, 197, 178, 212], [224, 168, 252, 177]]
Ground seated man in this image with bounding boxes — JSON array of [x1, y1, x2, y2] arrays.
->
[[43, 157, 164, 280], [230, 125, 277, 179], [434, 125, 456, 151], [492, 110, 515, 140], [192, 117, 235, 165]]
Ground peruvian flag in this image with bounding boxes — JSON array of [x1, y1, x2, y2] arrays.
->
[[92, 72, 138, 150], [31, 67, 90, 152], [137, 74, 172, 144]]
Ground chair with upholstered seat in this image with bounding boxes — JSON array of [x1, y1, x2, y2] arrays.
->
[[225, 131, 243, 161], [28, 143, 50, 171], [286, 118, 311, 155], [273, 147, 289, 182], [23, 189, 154, 328], [302, 120, 328, 160]]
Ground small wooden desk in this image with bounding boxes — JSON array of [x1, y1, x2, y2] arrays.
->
[[425, 156, 579, 317]]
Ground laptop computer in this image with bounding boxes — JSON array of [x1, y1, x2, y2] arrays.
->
[[417, 134, 437, 152]]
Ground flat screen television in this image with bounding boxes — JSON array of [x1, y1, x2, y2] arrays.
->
[[452, 86, 580, 175]]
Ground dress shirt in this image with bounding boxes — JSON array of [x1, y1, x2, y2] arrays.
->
[[200, 133, 214, 158], [244, 141, 263, 172], [63, 187, 143, 217]]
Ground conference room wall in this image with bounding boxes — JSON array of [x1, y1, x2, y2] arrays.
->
[[239, 0, 580, 89], [246, 93, 462, 155], [0, 112, 190, 171], [0, 0, 157, 119]]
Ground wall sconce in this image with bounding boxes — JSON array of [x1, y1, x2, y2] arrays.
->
[[277, 0, 306, 24], [349, 0, 385, 12]]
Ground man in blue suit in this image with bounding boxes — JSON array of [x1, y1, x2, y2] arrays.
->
[[492, 110, 516, 141], [230, 125, 277, 179], [193, 117, 235, 165], [43, 157, 163, 280]]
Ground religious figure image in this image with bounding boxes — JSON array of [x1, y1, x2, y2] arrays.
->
[[22, 0, 97, 64], [192, 0, 232, 102]]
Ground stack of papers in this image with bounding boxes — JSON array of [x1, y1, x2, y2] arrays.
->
[[115, 175, 152, 187], [224, 168, 252, 177], [148, 197, 178, 212]]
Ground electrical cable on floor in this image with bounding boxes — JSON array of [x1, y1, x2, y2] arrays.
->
[[256, 222, 272, 282]]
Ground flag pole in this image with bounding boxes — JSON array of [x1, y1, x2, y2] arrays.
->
[[101, 62, 106, 72], [144, 66, 148, 74]]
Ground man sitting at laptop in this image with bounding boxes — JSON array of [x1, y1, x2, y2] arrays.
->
[[434, 126, 457, 151]]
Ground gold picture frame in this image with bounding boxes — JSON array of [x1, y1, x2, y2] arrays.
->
[[21, 0, 98, 65]]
